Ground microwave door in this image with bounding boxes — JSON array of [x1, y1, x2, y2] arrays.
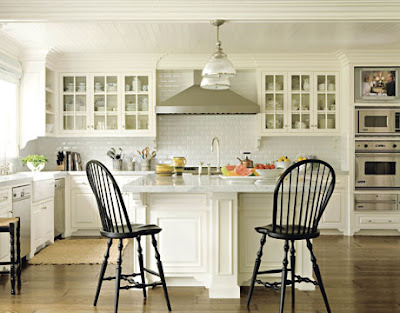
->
[[358, 111, 393, 133], [355, 153, 400, 187]]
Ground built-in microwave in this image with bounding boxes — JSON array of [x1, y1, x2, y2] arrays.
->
[[356, 108, 400, 134]]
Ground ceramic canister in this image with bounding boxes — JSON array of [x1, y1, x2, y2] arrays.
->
[[173, 157, 186, 167]]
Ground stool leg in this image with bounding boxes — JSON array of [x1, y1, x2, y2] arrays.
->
[[279, 240, 289, 313], [290, 240, 296, 308], [9, 222, 15, 295], [16, 219, 21, 291], [94, 238, 112, 306], [151, 234, 171, 311], [114, 239, 123, 313], [306, 239, 331, 313], [246, 233, 267, 307], [136, 236, 147, 299]]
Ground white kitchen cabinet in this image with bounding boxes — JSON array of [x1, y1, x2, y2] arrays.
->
[[59, 72, 155, 137], [0, 202, 12, 271], [147, 194, 209, 278], [260, 71, 339, 135], [31, 198, 54, 254]]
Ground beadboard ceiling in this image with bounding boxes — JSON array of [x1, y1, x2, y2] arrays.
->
[[2, 21, 400, 55]]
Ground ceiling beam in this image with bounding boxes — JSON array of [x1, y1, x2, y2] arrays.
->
[[1, 1, 400, 23]]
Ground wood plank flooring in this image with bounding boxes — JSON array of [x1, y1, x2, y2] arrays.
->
[[0, 235, 399, 312]]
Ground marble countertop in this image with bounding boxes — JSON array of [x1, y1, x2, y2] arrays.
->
[[122, 174, 279, 193]]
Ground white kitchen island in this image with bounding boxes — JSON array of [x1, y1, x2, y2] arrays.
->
[[123, 174, 317, 299]]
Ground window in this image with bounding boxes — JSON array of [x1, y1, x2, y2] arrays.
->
[[0, 79, 18, 162]]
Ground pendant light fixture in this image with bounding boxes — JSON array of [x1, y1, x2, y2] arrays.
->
[[201, 19, 236, 90]]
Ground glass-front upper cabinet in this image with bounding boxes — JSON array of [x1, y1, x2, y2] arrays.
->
[[288, 73, 312, 132], [92, 74, 119, 132], [314, 73, 338, 132], [123, 75, 150, 131], [61, 75, 89, 132], [262, 74, 286, 132]]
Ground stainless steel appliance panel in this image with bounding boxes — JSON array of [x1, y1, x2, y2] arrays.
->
[[357, 109, 398, 134], [355, 194, 398, 211], [54, 178, 65, 237], [12, 185, 31, 258]]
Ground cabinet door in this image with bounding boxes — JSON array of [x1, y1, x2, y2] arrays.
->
[[262, 73, 287, 133], [122, 74, 152, 133], [71, 189, 100, 229], [0, 205, 11, 268], [288, 73, 313, 132], [61, 74, 90, 133], [91, 74, 120, 133], [314, 73, 339, 132], [40, 199, 54, 240]]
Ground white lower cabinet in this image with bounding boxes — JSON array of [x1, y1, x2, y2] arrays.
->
[[70, 189, 99, 229], [0, 204, 12, 270], [147, 194, 209, 280], [31, 198, 54, 254]]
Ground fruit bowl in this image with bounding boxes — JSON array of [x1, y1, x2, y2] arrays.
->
[[274, 161, 293, 170], [255, 169, 282, 179]]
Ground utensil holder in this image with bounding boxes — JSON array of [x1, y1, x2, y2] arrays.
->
[[141, 160, 151, 171], [113, 159, 123, 171]]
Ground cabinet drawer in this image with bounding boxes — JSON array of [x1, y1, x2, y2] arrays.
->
[[0, 188, 11, 207], [359, 217, 399, 225], [71, 177, 90, 188]]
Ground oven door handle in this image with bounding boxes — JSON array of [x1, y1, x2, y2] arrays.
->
[[355, 153, 398, 157]]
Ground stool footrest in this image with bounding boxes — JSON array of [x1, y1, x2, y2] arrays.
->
[[256, 275, 318, 291], [120, 281, 162, 290]]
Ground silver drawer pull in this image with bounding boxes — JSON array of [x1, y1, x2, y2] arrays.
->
[[41, 206, 47, 210]]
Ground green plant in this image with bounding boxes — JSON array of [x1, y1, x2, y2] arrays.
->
[[22, 155, 48, 167]]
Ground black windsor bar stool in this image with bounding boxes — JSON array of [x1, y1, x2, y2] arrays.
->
[[246, 159, 335, 313], [0, 217, 21, 295], [86, 160, 171, 313]]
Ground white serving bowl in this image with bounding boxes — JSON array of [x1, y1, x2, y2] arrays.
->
[[255, 169, 282, 179], [274, 161, 293, 170]]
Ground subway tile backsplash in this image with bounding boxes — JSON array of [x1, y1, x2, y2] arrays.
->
[[17, 115, 344, 172]]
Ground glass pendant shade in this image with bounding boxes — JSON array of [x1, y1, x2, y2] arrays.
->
[[200, 76, 231, 90], [202, 48, 236, 78]]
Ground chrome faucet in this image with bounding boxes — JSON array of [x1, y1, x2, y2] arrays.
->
[[211, 136, 221, 174]]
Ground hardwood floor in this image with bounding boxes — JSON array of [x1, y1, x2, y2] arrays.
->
[[0, 236, 399, 312]]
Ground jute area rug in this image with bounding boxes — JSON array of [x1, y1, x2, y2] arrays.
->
[[28, 238, 129, 265]]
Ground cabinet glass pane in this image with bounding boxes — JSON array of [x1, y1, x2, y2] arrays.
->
[[327, 94, 336, 111], [318, 114, 327, 129], [301, 94, 310, 110], [292, 114, 300, 129], [106, 76, 118, 92], [327, 75, 336, 91], [265, 76, 274, 91], [265, 114, 274, 129], [125, 115, 136, 130], [107, 115, 118, 130], [63, 77, 74, 92], [138, 76, 149, 92], [94, 95, 105, 112], [125, 95, 137, 111], [301, 114, 310, 129], [138, 95, 149, 111], [94, 115, 106, 130], [76, 115, 86, 130], [138, 115, 149, 130], [75, 95, 86, 112], [318, 94, 326, 110], [317, 75, 326, 92], [64, 95, 74, 112], [75, 77, 86, 93], [276, 76, 284, 91], [292, 94, 300, 110], [276, 94, 284, 110], [265, 94, 274, 110], [106, 95, 118, 112], [291, 76, 300, 91], [327, 114, 335, 129], [276, 114, 284, 129], [63, 115, 74, 130], [94, 76, 105, 93], [302, 75, 310, 91]]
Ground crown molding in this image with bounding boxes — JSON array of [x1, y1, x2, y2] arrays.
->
[[0, 30, 22, 59], [336, 49, 400, 66], [1, 1, 400, 22]]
